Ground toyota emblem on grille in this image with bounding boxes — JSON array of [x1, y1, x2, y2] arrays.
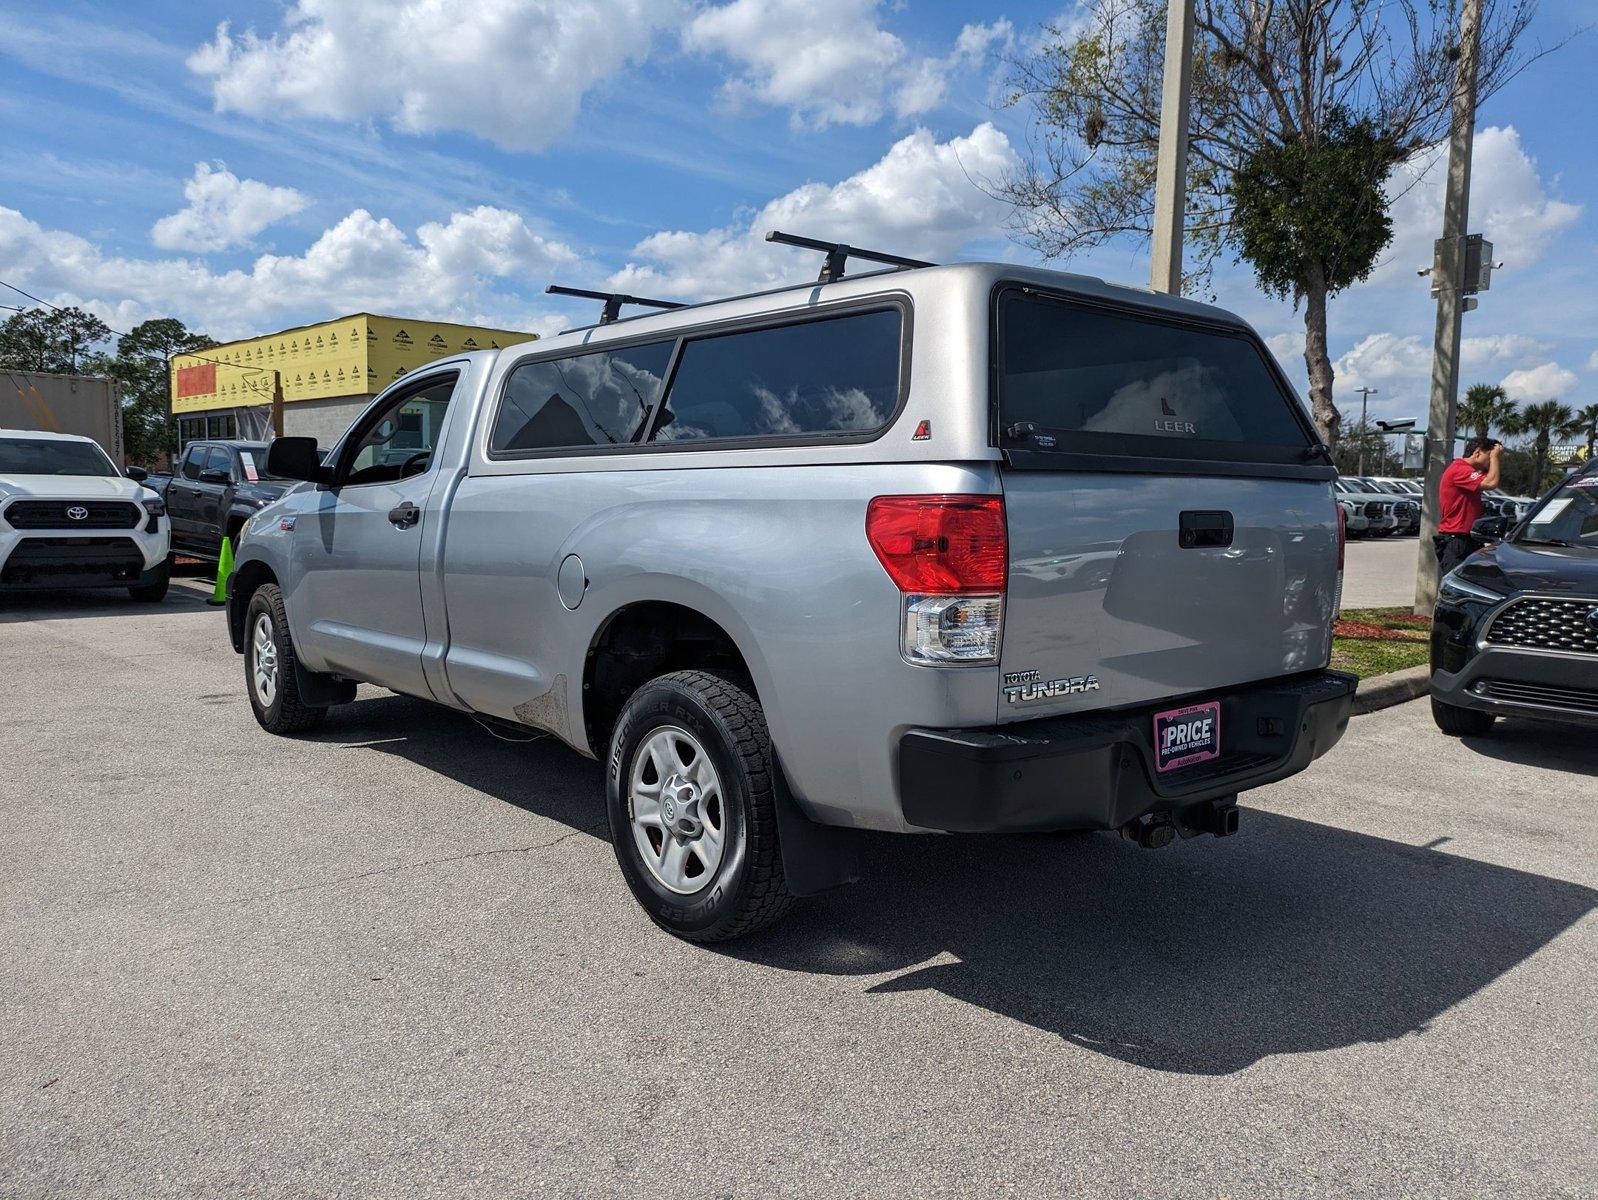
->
[[66, 506, 89, 521], [1588, 606, 1598, 633]]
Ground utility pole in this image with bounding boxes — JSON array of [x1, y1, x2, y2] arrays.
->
[[1355, 386, 1378, 475], [1415, 0, 1483, 615], [1149, 0, 1196, 294], [270, 369, 284, 438]]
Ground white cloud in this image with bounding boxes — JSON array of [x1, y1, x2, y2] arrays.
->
[[684, 1, 1010, 128], [1331, 330, 1564, 415], [608, 123, 1019, 299], [188, 0, 673, 153], [1500, 361, 1579, 403], [1586, 349, 1598, 373], [1332, 332, 1429, 396], [1373, 126, 1582, 287], [0, 203, 577, 341], [150, 162, 307, 252], [1461, 333, 1551, 367], [1265, 329, 1305, 366]]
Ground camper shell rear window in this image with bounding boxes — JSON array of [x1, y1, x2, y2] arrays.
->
[[994, 287, 1323, 473]]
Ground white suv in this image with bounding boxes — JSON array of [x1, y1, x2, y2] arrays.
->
[[0, 429, 171, 600]]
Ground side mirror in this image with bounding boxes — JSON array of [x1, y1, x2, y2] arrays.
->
[[1471, 515, 1508, 543], [125, 466, 148, 482], [198, 468, 230, 485], [265, 436, 327, 484]]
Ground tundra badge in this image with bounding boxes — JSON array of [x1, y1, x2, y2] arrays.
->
[[1003, 671, 1100, 704]]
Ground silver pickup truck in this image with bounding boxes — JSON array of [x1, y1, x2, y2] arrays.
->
[[228, 241, 1355, 941]]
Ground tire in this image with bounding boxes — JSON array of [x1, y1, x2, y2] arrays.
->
[[128, 560, 170, 602], [607, 670, 794, 942], [244, 583, 328, 735], [1431, 696, 1495, 737]]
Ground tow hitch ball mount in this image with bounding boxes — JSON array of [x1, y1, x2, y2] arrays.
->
[[1121, 798, 1240, 849]]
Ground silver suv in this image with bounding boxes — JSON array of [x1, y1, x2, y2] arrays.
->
[[227, 237, 1355, 941]]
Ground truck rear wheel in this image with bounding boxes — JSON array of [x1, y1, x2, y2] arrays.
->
[[245, 583, 328, 735], [607, 670, 794, 942]]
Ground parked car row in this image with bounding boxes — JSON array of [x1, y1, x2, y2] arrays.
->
[[1336, 475, 1418, 537], [1334, 473, 1539, 539]]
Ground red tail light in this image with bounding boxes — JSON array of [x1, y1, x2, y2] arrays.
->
[[1336, 503, 1347, 570], [866, 495, 1007, 594]]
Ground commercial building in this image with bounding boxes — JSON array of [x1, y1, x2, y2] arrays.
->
[[170, 313, 538, 448]]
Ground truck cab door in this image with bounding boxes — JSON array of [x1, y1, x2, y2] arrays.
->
[[167, 444, 208, 550], [196, 446, 234, 552], [289, 369, 462, 699]]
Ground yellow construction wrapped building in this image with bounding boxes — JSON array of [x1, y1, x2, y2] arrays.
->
[[170, 313, 537, 448]]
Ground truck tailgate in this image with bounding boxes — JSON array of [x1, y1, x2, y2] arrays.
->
[[998, 470, 1338, 721]]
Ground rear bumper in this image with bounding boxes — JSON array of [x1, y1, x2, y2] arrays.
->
[[898, 670, 1355, 833], [1431, 648, 1598, 729]]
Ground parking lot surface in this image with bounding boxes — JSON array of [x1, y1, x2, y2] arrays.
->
[[1343, 534, 1427, 608], [3, 584, 1595, 1198]]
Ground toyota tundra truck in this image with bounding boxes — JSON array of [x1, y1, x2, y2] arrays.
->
[[226, 241, 1355, 942]]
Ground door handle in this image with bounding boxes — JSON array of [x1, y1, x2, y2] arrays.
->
[[190, 488, 203, 496], [388, 502, 421, 529], [1179, 510, 1233, 549]]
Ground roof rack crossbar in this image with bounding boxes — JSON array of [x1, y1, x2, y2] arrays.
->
[[764, 230, 934, 284], [545, 284, 685, 326]]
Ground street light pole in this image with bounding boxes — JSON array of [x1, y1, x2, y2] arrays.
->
[[1149, 0, 1196, 294], [1355, 386, 1378, 475]]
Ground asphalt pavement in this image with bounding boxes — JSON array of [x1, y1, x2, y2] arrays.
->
[[1344, 534, 1427, 608], [3, 582, 1594, 1198]]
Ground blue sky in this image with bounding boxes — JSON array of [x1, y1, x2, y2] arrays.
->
[[0, 0, 1593, 427]]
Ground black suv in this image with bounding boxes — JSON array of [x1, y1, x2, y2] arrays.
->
[[1430, 459, 1598, 734], [162, 441, 294, 560]]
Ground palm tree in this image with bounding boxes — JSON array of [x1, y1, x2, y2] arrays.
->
[[1570, 403, 1598, 462], [1457, 383, 1517, 444], [1503, 401, 1579, 494]]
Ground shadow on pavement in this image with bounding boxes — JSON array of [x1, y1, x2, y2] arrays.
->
[[727, 815, 1596, 1075], [310, 693, 1595, 1078], [310, 692, 607, 834], [0, 584, 215, 622], [1459, 719, 1598, 775]]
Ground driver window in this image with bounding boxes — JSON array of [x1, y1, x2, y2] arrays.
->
[[344, 375, 459, 487], [205, 447, 233, 480]]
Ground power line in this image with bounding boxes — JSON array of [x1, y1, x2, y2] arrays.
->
[[0, 275, 270, 381]]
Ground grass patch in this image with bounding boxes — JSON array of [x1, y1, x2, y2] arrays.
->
[[1332, 607, 1432, 679]]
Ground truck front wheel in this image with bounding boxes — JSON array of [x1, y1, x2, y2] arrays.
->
[[607, 670, 794, 942], [128, 560, 170, 602], [1431, 697, 1495, 737], [245, 583, 328, 735]]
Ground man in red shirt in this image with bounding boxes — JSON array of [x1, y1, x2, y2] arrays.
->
[[1434, 436, 1503, 573]]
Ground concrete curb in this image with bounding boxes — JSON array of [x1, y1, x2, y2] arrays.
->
[[1352, 664, 1430, 715]]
